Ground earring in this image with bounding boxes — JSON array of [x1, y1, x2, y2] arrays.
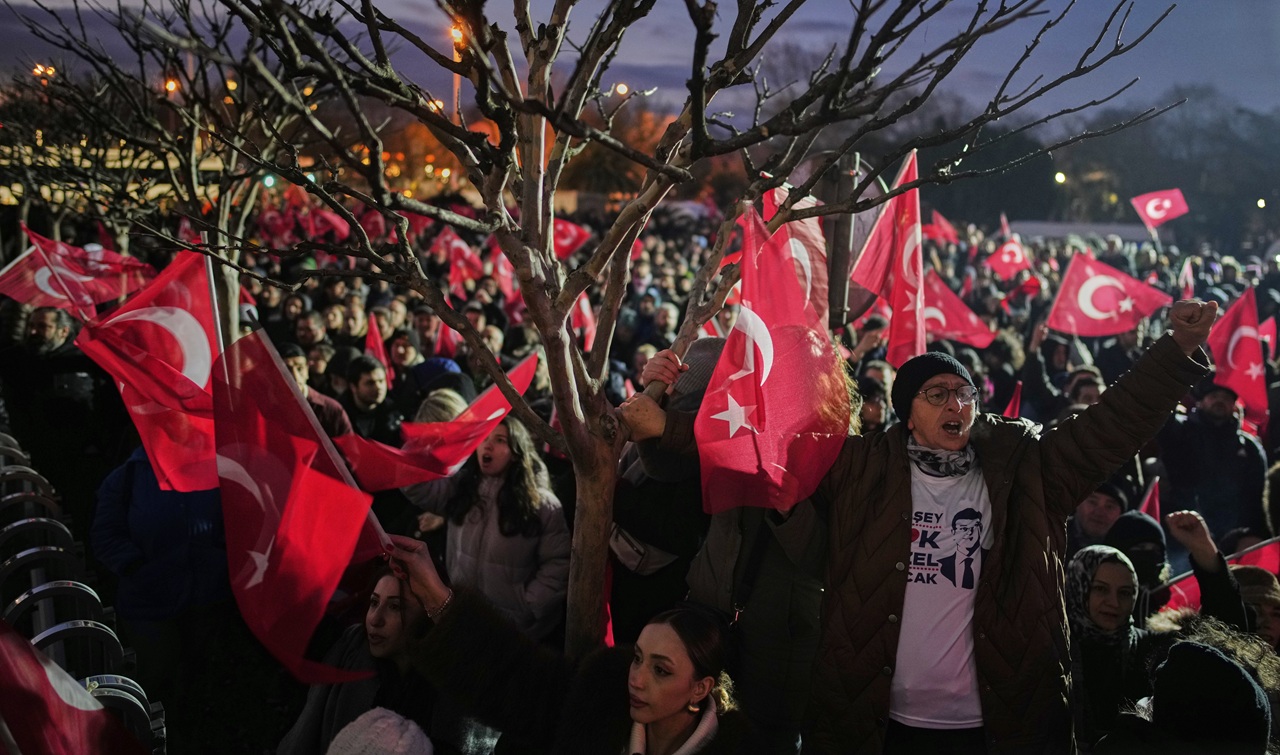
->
[[687, 702, 700, 714]]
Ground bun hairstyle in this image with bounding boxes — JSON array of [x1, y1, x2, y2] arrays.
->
[[648, 605, 737, 713]]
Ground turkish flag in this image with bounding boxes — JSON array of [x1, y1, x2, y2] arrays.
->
[[433, 227, 483, 300], [488, 238, 518, 300], [922, 269, 996, 348], [1138, 476, 1161, 522], [552, 218, 593, 259], [923, 209, 960, 245], [1002, 381, 1022, 418], [312, 209, 352, 242], [850, 151, 925, 366], [0, 229, 153, 316], [1164, 538, 1280, 612], [336, 353, 538, 489], [571, 293, 598, 353], [364, 311, 394, 383], [0, 620, 147, 755], [1131, 189, 1189, 229], [986, 238, 1033, 281], [213, 330, 382, 684], [764, 185, 830, 324], [1205, 287, 1268, 418], [1045, 255, 1172, 337], [76, 252, 220, 491], [694, 207, 849, 514]]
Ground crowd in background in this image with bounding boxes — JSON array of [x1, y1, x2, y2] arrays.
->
[[5, 197, 1280, 754]]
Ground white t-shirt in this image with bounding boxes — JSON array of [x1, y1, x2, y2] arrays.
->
[[889, 462, 994, 729]]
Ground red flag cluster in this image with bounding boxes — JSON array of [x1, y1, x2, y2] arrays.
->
[[434, 226, 483, 299], [0, 226, 154, 316]]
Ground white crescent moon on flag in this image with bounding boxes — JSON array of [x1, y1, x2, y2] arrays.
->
[[1000, 241, 1024, 265], [1076, 276, 1127, 320], [216, 453, 272, 515], [924, 307, 948, 329], [1228, 326, 1259, 368], [34, 265, 94, 301], [110, 307, 213, 387], [728, 304, 774, 385], [900, 225, 921, 288], [1146, 198, 1172, 220], [788, 238, 813, 301]]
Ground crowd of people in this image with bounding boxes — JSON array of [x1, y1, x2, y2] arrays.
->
[[5, 201, 1280, 754]]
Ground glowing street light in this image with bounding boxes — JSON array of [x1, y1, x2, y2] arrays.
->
[[1259, 199, 1268, 209], [614, 83, 630, 96], [1053, 172, 1067, 184], [164, 79, 179, 93], [450, 25, 464, 45]]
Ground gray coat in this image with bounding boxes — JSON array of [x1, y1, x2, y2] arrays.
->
[[404, 476, 570, 641]]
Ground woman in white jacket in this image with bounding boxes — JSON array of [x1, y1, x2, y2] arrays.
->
[[404, 416, 570, 642]]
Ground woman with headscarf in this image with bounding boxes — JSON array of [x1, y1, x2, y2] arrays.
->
[[1066, 511, 1249, 750]]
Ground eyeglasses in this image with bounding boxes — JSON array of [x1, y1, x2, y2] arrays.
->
[[917, 385, 979, 407]]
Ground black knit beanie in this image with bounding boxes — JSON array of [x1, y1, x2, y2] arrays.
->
[[1105, 510, 1165, 552], [1152, 641, 1270, 751], [890, 352, 975, 422]]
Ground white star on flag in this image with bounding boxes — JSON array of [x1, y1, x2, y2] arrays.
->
[[1118, 297, 1134, 313], [246, 538, 275, 588], [1247, 362, 1265, 380], [712, 394, 756, 437]]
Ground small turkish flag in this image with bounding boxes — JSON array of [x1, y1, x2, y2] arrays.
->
[[1002, 381, 1022, 418], [570, 293, 598, 352], [1130, 189, 1189, 229], [986, 238, 1033, 281], [1205, 287, 1268, 418], [922, 209, 960, 245], [364, 310, 394, 383], [849, 151, 925, 366], [1138, 476, 1161, 522], [1045, 255, 1172, 337], [764, 185, 830, 324], [433, 227, 483, 300], [552, 218, 592, 259], [921, 269, 995, 349]]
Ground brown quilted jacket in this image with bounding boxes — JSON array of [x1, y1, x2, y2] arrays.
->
[[802, 335, 1208, 754]]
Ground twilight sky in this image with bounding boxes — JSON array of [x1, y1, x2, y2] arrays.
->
[[4, 1, 1278, 124]]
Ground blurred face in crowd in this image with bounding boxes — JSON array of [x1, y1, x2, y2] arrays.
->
[[388, 300, 409, 330], [1070, 381, 1102, 407], [296, 315, 326, 346], [345, 304, 367, 335], [1076, 492, 1124, 539], [366, 574, 423, 671], [860, 396, 886, 431], [907, 374, 976, 452], [414, 311, 441, 342], [476, 424, 513, 477], [1088, 561, 1136, 632], [307, 347, 330, 377], [628, 622, 713, 727], [285, 356, 309, 392], [352, 368, 387, 409], [465, 307, 486, 331], [715, 305, 738, 332], [1250, 601, 1280, 649], [283, 295, 307, 321], [482, 326, 505, 356], [1198, 388, 1238, 423], [389, 336, 418, 368], [26, 310, 70, 353], [323, 305, 346, 333]]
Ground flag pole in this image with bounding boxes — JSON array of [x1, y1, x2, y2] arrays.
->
[[202, 237, 227, 356], [1157, 533, 1280, 591]]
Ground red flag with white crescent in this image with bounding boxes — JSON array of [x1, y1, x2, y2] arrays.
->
[[433, 227, 483, 300], [1131, 189, 1189, 230], [1045, 256, 1172, 337], [0, 620, 147, 754], [76, 252, 220, 491], [848, 151, 925, 366], [921, 269, 996, 349], [212, 330, 384, 683], [694, 207, 849, 514], [986, 238, 1033, 281], [923, 209, 960, 245], [570, 293, 598, 352], [552, 218, 593, 260], [1204, 287, 1268, 421], [764, 186, 830, 324]]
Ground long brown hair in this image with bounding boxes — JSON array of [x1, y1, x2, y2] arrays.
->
[[445, 417, 547, 537]]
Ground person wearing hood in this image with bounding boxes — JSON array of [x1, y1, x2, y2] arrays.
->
[[1157, 379, 1268, 573], [1104, 510, 1171, 621], [1066, 511, 1249, 750]]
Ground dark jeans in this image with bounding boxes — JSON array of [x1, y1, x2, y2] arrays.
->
[[883, 720, 988, 755]]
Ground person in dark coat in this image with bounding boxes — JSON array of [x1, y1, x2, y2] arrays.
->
[[387, 535, 768, 755], [1065, 510, 1249, 751]]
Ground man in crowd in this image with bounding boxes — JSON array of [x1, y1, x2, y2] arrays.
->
[[280, 343, 352, 439], [340, 354, 403, 446]]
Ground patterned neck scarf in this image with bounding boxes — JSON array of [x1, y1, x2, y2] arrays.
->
[[906, 436, 976, 477]]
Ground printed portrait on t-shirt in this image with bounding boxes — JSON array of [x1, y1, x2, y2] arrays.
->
[[938, 508, 983, 589], [906, 472, 994, 590]]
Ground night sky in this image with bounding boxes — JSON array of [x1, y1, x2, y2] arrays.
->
[[3, 1, 1278, 125]]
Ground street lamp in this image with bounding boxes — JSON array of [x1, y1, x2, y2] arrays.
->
[[165, 79, 179, 93], [450, 24, 464, 125], [1054, 172, 1067, 184], [614, 83, 630, 96]]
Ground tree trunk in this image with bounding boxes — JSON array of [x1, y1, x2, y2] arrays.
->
[[564, 432, 619, 658]]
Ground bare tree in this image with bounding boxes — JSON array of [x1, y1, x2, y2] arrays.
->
[[17, 0, 1179, 656]]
